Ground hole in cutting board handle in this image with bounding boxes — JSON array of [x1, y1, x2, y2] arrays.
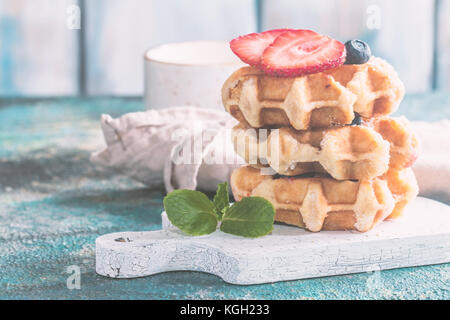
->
[[114, 237, 133, 242]]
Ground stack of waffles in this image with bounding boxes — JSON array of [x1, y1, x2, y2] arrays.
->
[[223, 57, 419, 232]]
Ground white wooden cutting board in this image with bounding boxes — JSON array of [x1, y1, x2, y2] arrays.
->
[[96, 197, 450, 284]]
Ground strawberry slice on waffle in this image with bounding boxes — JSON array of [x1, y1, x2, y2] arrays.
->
[[230, 29, 292, 67], [261, 29, 346, 77]]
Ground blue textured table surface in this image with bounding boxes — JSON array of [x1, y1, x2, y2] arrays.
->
[[0, 96, 449, 300]]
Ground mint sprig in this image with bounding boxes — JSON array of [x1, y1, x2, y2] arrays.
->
[[163, 182, 275, 238]]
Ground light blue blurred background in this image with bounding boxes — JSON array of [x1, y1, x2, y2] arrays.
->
[[0, 0, 449, 97]]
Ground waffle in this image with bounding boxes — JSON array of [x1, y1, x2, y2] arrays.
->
[[232, 122, 389, 180], [365, 116, 419, 170], [383, 168, 419, 219], [222, 57, 405, 130], [232, 116, 418, 180], [230, 166, 418, 232]]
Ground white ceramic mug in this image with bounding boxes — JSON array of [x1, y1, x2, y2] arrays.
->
[[144, 41, 244, 110]]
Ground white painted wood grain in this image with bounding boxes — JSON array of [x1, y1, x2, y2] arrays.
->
[[85, 0, 257, 95], [0, 0, 79, 96], [96, 197, 450, 284], [261, 0, 435, 93], [436, 0, 450, 90]]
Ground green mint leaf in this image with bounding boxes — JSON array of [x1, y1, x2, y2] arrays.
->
[[163, 189, 218, 236], [213, 182, 230, 219], [220, 197, 275, 238]]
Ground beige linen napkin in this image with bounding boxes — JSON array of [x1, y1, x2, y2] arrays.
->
[[90, 107, 243, 192], [91, 108, 450, 204]]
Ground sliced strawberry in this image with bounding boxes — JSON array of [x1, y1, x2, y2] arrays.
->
[[230, 29, 293, 67], [261, 29, 346, 77]]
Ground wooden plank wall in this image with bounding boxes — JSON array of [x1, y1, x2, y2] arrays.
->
[[0, 0, 447, 96], [84, 0, 256, 95], [437, 0, 450, 90], [0, 0, 79, 96]]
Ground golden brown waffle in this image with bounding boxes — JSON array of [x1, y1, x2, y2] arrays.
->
[[230, 166, 418, 232], [222, 57, 405, 130], [365, 116, 419, 170], [383, 168, 419, 219], [232, 116, 418, 180], [232, 122, 389, 180]]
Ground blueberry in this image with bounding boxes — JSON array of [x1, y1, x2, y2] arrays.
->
[[350, 112, 361, 126], [344, 40, 371, 65]]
